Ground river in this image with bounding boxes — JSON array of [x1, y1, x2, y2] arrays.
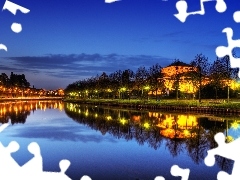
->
[[0, 100, 238, 180]]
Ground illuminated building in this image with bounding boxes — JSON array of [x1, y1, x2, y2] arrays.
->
[[160, 61, 198, 94], [156, 61, 239, 95]]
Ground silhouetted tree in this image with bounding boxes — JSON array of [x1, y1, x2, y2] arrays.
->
[[190, 54, 210, 103], [134, 66, 149, 99], [148, 63, 163, 101]]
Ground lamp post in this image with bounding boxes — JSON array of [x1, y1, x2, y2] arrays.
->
[[120, 87, 126, 99], [227, 80, 230, 103], [227, 60, 230, 103], [95, 90, 98, 99], [198, 65, 202, 103], [144, 85, 150, 100]]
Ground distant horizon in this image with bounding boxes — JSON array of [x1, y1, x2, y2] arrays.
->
[[1, 0, 239, 89], [0, 55, 213, 90]]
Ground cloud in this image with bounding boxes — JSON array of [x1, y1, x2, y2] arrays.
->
[[5, 53, 172, 77], [0, 53, 173, 89], [9, 124, 118, 143]]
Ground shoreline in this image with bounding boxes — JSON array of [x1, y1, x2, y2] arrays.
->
[[63, 98, 240, 115], [0, 97, 63, 102]]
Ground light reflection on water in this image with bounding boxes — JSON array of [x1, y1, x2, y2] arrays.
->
[[0, 101, 239, 179]]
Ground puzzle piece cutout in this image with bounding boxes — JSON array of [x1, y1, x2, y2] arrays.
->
[[0, 124, 92, 179], [20, 142, 43, 175], [0, 141, 20, 176], [154, 164, 190, 180], [171, 165, 190, 180], [105, 0, 120, 3], [3, 0, 30, 15], [0, 0, 30, 51], [0, 124, 17, 175], [233, 11, 240, 23], [3, 0, 30, 33], [174, 0, 227, 22], [204, 132, 240, 180], [0, 141, 92, 179], [215, 27, 240, 77], [105, 0, 121, 3], [0, 123, 9, 132]]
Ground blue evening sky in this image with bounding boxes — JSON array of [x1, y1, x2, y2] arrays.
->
[[0, 0, 239, 89]]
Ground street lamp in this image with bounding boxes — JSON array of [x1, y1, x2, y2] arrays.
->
[[107, 89, 112, 99], [144, 85, 150, 100], [120, 87, 126, 99]]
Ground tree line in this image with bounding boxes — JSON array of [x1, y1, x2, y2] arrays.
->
[[65, 104, 233, 172], [65, 53, 239, 101], [0, 72, 30, 88]]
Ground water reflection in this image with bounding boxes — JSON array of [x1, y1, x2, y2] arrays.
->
[[64, 103, 239, 173], [0, 101, 63, 124], [0, 101, 238, 178]]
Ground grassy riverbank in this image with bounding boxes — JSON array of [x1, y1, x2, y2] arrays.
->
[[64, 98, 240, 109]]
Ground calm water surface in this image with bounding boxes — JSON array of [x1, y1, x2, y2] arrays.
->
[[0, 101, 239, 180]]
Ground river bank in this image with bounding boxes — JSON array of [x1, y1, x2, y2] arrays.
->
[[0, 97, 63, 102], [64, 98, 240, 115]]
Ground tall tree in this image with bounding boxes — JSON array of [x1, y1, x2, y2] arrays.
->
[[168, 59, 184, 100], [148, 63, 163, 101], [98, 72, 110, 98], [212, 55, 239, 102], [109, 70, 122, 99], [10, 72, 30, 88], [190, 54, 210, 103], [209, 57, 227, 99], [0, 73, 9, 86], [134, 66, 149, 99], [121, 69, 135, 99]]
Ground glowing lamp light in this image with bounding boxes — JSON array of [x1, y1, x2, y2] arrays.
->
[[143, 122, 150, 129], [144, 86, 150, 90], [183, 130, 190, 137], [231, 121, 239, 130], [120, 87, 126, 92], [120, 118, 127, 125], [106, 116, 112, 120]]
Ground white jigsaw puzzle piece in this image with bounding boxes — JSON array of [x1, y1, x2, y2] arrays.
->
[[0, 122, 92, 179], [0, 44, 7, 51], [39, 160, 72, 180], [0, 141, 21, 178], [174, 0, 227, 22], [171, 165, 190, 180], [215, 27, 240, 77], [154, 164, 190, 180], [105, 0, 120, 3], [233, 11, 240, 23], [0, 123, 9, 132], [2, 0, 30, 15], [21, 142, 43, 174], [11, 22, 22, 33], [205, 132, 240, 180], [154, 176, 165, 180], [0, 0, 30, 50], [80, 175, 92, 180]]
